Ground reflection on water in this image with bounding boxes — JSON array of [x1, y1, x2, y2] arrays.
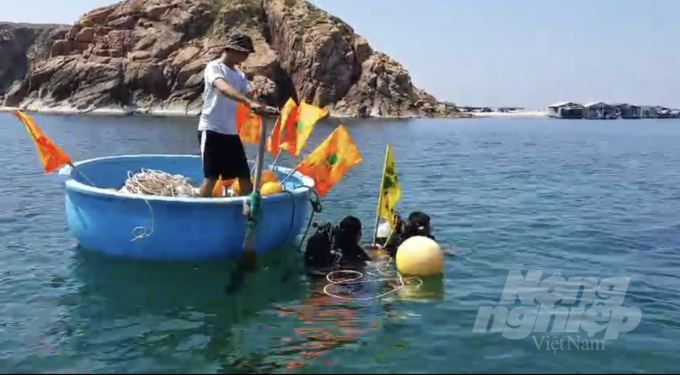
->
[[267, 281, 384, 370], [9, 242, 444, 372], [59, 247, 310, 373], [57, 247, 435, 373], [70, 246, 306, 319], [396, 276, 445, 303], [255, 267, 445, 371]]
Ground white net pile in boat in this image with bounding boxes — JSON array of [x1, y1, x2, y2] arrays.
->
[[119, 169, 200, 197]]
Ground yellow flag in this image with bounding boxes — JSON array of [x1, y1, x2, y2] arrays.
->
[[283, 102, 328, 156], [295, 125, 362, 197], [376, 144, 401, 230]]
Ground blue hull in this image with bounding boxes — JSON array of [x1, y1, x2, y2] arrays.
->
[[59, 154, 315, 261]]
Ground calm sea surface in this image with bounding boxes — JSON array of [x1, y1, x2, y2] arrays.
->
[[0, 113, 679, 373]]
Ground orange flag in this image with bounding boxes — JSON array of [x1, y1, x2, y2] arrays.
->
[[266, 98, 298, 156], [295, 125, 362, 197], [236, 102, 250, 133], [236, 103, 262, 144], [13, 110, 72, 173], [280, 102, 328, 157]]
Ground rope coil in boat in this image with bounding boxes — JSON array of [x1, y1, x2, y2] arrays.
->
[[121, 169, 199, 198]]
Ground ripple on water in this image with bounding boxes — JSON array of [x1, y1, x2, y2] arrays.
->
[[1, 116, 680, 372]]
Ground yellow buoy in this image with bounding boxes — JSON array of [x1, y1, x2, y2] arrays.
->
[[262, 170, 278, 184], [231, 173, 279, 196], [395, 236, 444, 276], [260, 181, 283, 195]]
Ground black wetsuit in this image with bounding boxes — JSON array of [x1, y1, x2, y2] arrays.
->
[[337, 242, 371, 269], [304, 231, 371, 275], [304, 226, 338, 272]]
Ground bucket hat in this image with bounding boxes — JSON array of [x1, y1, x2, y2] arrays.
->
[[225, 31, 254, 54]]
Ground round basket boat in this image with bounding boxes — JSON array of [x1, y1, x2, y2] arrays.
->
[[58, 154, 315, 260]]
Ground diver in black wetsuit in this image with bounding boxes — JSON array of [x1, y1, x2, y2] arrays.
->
[[304, 212, 436, 275], [379, 211, 435, 258], [304, 215, 372, 276]]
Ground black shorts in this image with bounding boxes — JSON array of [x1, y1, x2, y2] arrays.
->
[[197, 130, 251, 180]]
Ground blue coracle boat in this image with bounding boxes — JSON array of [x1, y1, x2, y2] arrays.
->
[[58, 154, 315, 260]]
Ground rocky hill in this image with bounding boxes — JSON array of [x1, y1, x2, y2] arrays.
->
[[0, 23, 69, 98], [1, 0, 461, 118]]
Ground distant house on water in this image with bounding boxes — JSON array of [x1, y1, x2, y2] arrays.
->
[[547, 102, 584, 119], [613, 104, 641, 119], [639, 106, 658, 118], [547, 102, 679, 120], [583, 102, 618, 119], [655, 107, 680, 118]]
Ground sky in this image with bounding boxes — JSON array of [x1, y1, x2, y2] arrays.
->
[[4, 0, 680, 109]]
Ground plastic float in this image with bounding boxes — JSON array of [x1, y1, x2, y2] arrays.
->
[[58, 154, 315, 260]]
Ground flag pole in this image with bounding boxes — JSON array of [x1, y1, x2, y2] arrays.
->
[[250, 144, 280, 175], [240, 110, 276, 268], [269, 151, 283, 169], [69, 162, 96, 187], [248, 88, 271, 175], [244, 117, 270, 243], [227, 112, 271, 294], [279, 166, 299, 184], [372, 144, 390, 245]]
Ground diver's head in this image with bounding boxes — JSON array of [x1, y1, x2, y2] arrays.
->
[[336, 216, 369, 266], [406, 211, 432, 237], [338, 215, 363, 244]]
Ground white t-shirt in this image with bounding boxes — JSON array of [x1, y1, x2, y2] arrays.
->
[[198, 59, 249, 135]]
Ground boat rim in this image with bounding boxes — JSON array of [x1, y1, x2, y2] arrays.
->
[[59, 154, 316, 204]]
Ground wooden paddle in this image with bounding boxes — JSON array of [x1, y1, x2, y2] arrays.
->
[[241, 113, 270, 263], [227, 108, 278, 293]]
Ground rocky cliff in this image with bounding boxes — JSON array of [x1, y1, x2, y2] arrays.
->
[[2, 0, 461, 118], [0, 23, 70, 100]]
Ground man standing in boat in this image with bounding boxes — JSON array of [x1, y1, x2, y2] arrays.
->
[[197, 31, 278, 198]]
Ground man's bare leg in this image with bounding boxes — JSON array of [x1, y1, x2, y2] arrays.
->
[[199, 178, 218, 198], [238, 177, 253, 196]]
